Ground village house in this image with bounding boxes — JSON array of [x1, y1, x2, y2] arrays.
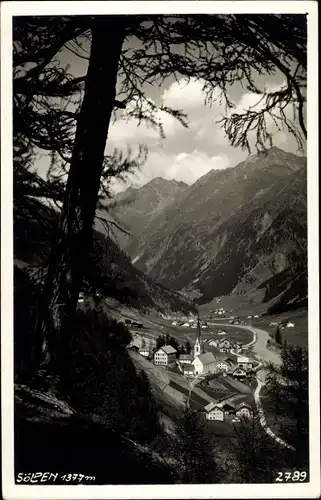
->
[[178, 353, 193, 364], [215, 357, 234, 373], [139, 348, 150, 358], [217, 339, 232, 351], [237, 355, 253, 370], [233, 367, 247, 379], [235, 402, 252, 418], [209, 339, 219, 347], [204, 402, 224, 421], [192, 352, 217, 375], [218, 345, 229, 353], [154, 345, 177, 366], [217, 329, 227, 336], [182, 364, 194, 376], [222, 403, 236, 416], [286, 321, 295, 328]]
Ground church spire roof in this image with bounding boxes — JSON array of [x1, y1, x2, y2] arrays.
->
[[196, 312, 202, 342], [194, 311, 204, 358]]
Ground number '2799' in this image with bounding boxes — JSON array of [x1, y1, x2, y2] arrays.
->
[[275, 471, 308, 482]]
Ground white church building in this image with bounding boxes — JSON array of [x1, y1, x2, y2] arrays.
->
[[190, 314, 217, 375]]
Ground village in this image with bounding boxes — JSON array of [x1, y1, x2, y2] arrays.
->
[[123, 314, 261, 425]]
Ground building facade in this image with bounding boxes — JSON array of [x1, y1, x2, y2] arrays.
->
[[204, 402, 224, 421], [233, 367, 247, 378], [154, 345, 177, 366], [192, 352, 217, 375], [178, 354, 193, 364], [237, 356, 253, 370], [182, 364, 194, 376], [235, 403, 252, 418], [215, 358, 234, 373]]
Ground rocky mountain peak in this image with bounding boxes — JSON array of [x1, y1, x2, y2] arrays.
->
[[115, 147, 307, 313]]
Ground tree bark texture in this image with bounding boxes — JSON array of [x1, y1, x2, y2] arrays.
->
[[33, 17, 127, 378]]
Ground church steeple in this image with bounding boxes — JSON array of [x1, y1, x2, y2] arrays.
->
[[194, 312, 203, 358]]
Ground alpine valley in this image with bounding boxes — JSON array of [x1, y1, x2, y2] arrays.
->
[[107, 147, 307, 313]]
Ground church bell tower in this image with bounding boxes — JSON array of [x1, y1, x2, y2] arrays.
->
[[194, 313, 203, 359]]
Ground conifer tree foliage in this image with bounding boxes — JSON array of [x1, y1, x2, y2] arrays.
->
[[14, 267, 40, 382], [230, 405, 282, 483], [64, 307, 160, 444], [13, 15, 307, 376], [185, 341, 192, 355], [171, 404, 217, 483], [155, 333, 180, 353], [266, 344, 309, 468], [274, 325, 282, 344]]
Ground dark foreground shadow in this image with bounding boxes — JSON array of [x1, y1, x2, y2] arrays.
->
[[15, 414, 175, 485]]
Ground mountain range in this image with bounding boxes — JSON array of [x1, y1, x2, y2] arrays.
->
[[14, 196, 194, 316], [107, 147, 307, 312]]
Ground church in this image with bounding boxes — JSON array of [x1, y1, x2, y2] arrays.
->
[[191, 314, 217, 376]]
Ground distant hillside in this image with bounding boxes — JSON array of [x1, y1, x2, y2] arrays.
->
[[110, 147, 307, 312], [14, 197, 194, 315], [103, 177, 188, 251]]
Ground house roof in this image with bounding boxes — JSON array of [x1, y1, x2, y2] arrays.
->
[[219, 357, 235, 365], [222, 402, 236, 410], [179, 354, 193, 360], [204, 402, 223, 412], [218, 393, 249, 408], [194, 352, 216, 366], [237, 356, 251, 363], [236, 402, 252, 410], [159, 345, 177, 354], [182, 364, 193, 372]]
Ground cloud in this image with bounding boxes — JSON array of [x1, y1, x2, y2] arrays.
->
[[161, 77, 206, 110], [34, 76, 304, 194], [109, 148, 231, 192], [107, 77, 239, 192], [165, 150, 231, 183], [108, 88, 235, 191]]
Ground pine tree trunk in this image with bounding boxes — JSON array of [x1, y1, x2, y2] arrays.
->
[[32, 17, 127, 379]]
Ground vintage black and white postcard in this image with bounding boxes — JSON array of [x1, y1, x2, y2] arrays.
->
[[1, 1, 320, 499]]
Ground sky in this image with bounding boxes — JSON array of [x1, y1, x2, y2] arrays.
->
[[106, 74, 304, 192], [34, 19, 306, 194]]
